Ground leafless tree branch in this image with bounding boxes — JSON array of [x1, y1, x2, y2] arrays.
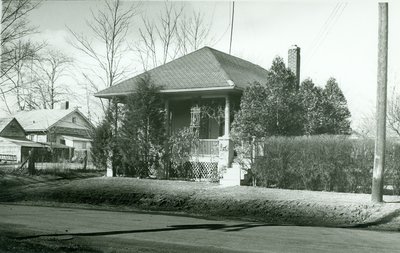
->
[[31, 49, 73, 109], [1, 0, 42, 80], [388, 93, 400, 137], [133, 3, 213, 71], [67, 0, 138, 90]]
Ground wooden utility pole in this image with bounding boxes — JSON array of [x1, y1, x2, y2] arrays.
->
[[229, 1, 235, 54], [372, 2, 388, 203]]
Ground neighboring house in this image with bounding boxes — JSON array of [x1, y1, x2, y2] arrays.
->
[[95, 46, 301, 184], [14, 106, 94, 162], [0, 118, 47, 163]]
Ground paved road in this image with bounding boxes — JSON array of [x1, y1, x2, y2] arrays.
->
[[0, 204, 399, 253]]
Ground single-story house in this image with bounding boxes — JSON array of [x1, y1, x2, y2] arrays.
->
[[95, 46, 301, 184], [14, 105, 94, 162]]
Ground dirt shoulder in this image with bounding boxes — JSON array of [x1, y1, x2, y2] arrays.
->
[[1, 176, 400, 230]]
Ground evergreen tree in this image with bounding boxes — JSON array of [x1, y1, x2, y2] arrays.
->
[[267, 57, 297, 91], [232, 82, 274, 139], [232, 60, 352, 139], [232, 56, 304, 139], [119, 76, 166, 177], [321, 78, 351, 134], [91, 107, 113, 170], [299, 78, 325, 135]]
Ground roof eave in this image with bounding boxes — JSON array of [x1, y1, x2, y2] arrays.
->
[[23, 129, 48, 133], [95, 86, 242, 99]]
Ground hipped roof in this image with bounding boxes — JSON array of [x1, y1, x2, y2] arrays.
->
[[95, 47, 269, 98]]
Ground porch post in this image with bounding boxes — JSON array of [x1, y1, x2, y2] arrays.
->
[[218, 94, 233, 171], [106, 98, 118, 177], [224, 95, 230, 137]]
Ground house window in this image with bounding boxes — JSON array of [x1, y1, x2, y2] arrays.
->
[[190, 105, 201, 129], [82, 142, 87, 149], [60, 139, 66, 145], [72, 117, 76, 123]]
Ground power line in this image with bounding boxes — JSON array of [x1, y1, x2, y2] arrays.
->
[[304, 2, 342, 64], [317, 3, 347, 49], [305, 2, 347, 67], [307, 2, 341, 52]]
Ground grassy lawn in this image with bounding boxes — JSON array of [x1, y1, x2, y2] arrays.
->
[[2, 175, 400, 228]]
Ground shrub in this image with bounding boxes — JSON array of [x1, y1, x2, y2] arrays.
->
[[168, 127, 199, 179], [245, 135, 400, 193], [90, 111, 112, 170]]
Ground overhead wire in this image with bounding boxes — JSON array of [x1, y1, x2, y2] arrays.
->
[[304, 2, 342, 64], [306, 2, 341, 55], [304, 2, 348, 67]]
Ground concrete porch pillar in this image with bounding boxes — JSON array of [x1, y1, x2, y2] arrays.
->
[[218, 95, 233, 170], [224, 95, 230, 137], [218, 136, 233, 170], [106, 150, 113, 177]]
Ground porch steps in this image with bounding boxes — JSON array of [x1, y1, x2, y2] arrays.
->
[[220, 163, 242, 187]]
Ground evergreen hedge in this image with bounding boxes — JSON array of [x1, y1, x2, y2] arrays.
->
[[249, 136, 400, 194]]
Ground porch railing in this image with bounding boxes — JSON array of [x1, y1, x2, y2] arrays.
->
[[192, 139, 219, 156]]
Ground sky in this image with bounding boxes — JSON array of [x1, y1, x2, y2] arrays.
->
[[3, 0, 400, 129]]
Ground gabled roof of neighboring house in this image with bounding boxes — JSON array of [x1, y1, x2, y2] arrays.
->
[[95, 46, 269, 98], [0, 117, 26, 137], [0, 118, 14, 134], [14, 108, 92, 132]]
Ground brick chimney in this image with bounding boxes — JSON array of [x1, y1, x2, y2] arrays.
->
[[288, 45, 301, 88], [60, 101, 69, 110]]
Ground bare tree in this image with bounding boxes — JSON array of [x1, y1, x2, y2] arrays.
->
[[0, 46, 72, 113], [67, 0, 138, 177], [354, 112, 376, 138], [388, 93, 400, 137], [177, 11, 212, 55], [68, 0, 138, 91], [31, 49, 73, 109], [1, 0, 41, 80], [134, 3, 182, 70], [0, 40, 45, 113], [134, 3, 213, 71]]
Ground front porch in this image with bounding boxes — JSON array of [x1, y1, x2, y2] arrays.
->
[[165, 93, 239, 183], [105, 90, 243, 185]]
